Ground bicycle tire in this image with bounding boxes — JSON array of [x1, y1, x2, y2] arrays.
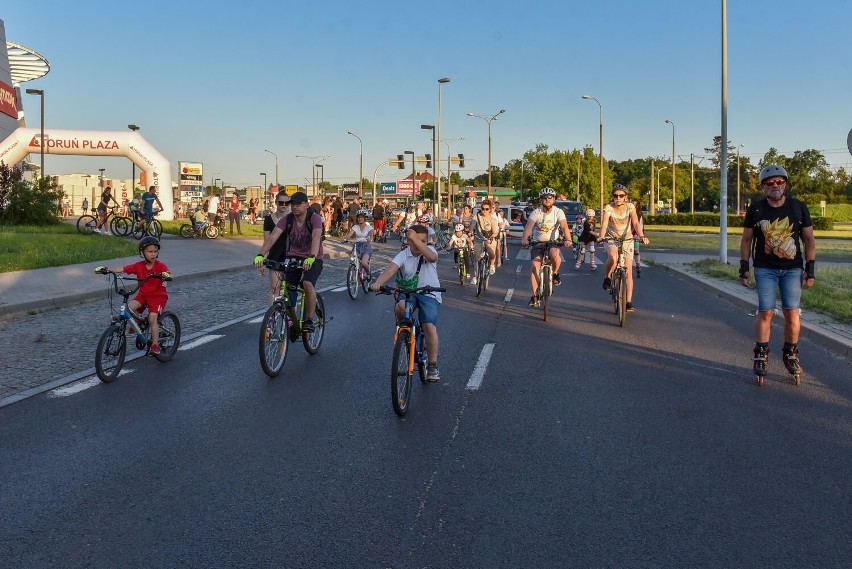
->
[[417, 328, 427, 384], [205, 225, 219, 239], [612, 269, 621, 315], [476, 257, 486, 297], [95, 324, 127, 382], [618, 272, 627, 327], [484, 265, 490, 291], [130, 222, 145, 239], [302, 293, 325, 354], [111, 216, 131, 237], [346, 264, 358, 300], [360, 261, 371, 294], [541, 264, 552, 321], [77, 215, 97, 235], [391, 330, 413, 416], [259, 304, 288, 377], [153, 312, 181, 361], [179, 224, 194, 238], [150, 220, 163, 238]]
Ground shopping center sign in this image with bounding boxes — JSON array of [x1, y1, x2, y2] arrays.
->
[[396, 179, 420, 196], [0, 80, 16, 119]]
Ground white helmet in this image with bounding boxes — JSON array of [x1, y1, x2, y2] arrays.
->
[[455, 223, 465, 232], [539, 187, 556, 199], [585, 208, 595, 217], [759, 164, 788, 184]]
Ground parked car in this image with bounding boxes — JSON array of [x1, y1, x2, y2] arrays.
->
[[554, 200, 584, 223]]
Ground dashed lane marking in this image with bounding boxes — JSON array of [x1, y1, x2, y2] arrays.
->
[[48, 371, 131, 398], [466, 343, 495, 391], [504, 288, 514, 303], [179, 334, 225, 351]]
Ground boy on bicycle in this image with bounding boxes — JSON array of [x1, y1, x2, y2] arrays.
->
[[448, 223, 474, 273], [96, 236, 170, 355], [370, 225, 442, 382]]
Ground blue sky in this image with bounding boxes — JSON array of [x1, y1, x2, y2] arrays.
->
[[4, 0, 851, 188]]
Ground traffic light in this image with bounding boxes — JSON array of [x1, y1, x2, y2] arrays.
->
[[425, 154, 432, 169], [397, 154, 405, 169], [458, 153, 465, 168]]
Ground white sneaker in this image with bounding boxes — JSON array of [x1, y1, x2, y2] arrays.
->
[[92, 228, 101, 234], [489, 265, 496, 275], [471, 277, 478, 285]]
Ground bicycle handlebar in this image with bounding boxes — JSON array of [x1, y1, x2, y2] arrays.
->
[[263, 258, 305, 272], [376, 284, 447, 295], [94, 269, 171, 295]]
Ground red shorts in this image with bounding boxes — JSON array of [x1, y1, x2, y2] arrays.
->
[[373, 218, 386, 233], [133, 293, 168, 314]]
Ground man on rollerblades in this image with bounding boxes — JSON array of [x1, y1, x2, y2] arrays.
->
[[739, 164, 816, 386]]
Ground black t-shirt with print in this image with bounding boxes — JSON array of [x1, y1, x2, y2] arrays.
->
[[743, 197, 812, 269]]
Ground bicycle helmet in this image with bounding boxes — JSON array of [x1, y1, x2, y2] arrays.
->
[[612, 183, 627, 193], [539, 187, 556, 199], [356, 209, 370, 218], [417, 213, 433, 224], [138, 236, 160, 257], [759, 164, 788, 184], [586, 208, 596, 217], [454, 223, 465, 232]]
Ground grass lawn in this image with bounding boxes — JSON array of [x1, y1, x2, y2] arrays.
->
[[689, 259, 852, 324], [647, 231, 852, 257], [161, 219, 265, 238], [0, 224, 137, 272], [645, 225, 852, 239]]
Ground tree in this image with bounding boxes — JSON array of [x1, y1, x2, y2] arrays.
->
[[0, 163, 64, 224]]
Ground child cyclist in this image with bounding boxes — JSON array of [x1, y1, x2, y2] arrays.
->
[[344, 209, 374, 275], [96, 237, 170, 355], [575, 208, 600, 271], [447, 222, 474, 274], [370, 225, 443, 382]]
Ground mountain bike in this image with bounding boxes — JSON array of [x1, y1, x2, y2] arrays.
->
[[259, 258, 326, 377], [93, 269, 181, 382], [435, 223, 451, 251], [531, 240, 562, 321], [131, 210, 163, 239], [179, 219, 219, 239], [606, 238, 629, 327], [344, 241, 371, 300], [454, 247, 470, 286], [377, 284, 446, 416], [475, 237, 495, 297], [77, 205, 121, 235]]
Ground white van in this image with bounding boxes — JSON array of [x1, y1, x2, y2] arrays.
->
[[473, 203, 529, 239]]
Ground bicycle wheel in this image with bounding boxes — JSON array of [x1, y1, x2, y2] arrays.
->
[[150, 220, 163, 238], [391, 330, 413, 416], [612, 270, 621, 315], [618, 272, 628, 327], [205, 225, 219, 239], [302, 293, 325, 354], [541, 265, 552, 322], [111, 216, 131, 237], [361, 260, 371, 294], [179, 224, 194, 238], [476, 257, 486, 297], [77, 215, 97, 235], [95, 324, 127, 382], [131, 222, 145, 239], [259, 304, 289, 377], [153, 312, 181, 361], [346, 263, 358, 300], [417, 329, 427, 384]]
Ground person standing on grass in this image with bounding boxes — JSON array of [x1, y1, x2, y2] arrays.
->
[[228, 194, 243, 235], [739, 164, 816, 379]]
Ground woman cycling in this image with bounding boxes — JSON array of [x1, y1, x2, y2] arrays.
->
[[597, 184, 649, 312], [344, 209, 374, 275]]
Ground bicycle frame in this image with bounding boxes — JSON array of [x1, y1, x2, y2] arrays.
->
[[267, 259, 309, 335]]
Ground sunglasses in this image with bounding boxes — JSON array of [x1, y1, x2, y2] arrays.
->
[[276, 201, 288, 205], [481, 208, 491, 211], [612, 194, 627, 198], [763, 180, 786, 187]]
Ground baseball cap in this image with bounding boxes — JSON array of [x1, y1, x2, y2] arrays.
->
[[289, 191, 309, 203]]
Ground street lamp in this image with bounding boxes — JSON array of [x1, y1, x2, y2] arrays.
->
[[296, 155, 330, 198], [466, 109, 506, 195], [128, 124, 139, 193], [665, 120, 677, 213], [421, 124, 436, 207], [260, 172, 268, 209], [436, 77, 450, 217], [443, 137, 463, 210], [315, 164, 324, 197], [346, 131, 363, 198], [582, 95, 604, 215], [736, 143, 745, 215], [656, 166, 667, 209], [25, 88, 45, 182], [264, 149, 279, 186]]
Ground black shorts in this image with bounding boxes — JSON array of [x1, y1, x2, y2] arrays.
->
[[285, 258, 324, 288]]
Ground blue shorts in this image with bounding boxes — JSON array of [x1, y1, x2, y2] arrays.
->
[[405, 293, 440, 326], [754, 267, 802, 312]]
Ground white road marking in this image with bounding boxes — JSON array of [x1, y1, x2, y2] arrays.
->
[[48, 370, 130, 397], [247, 315, 264, 324], [179, 334, 225, 351], [332, 286, 348, 292], [466, 343, 495, 391], [504, 288, 514, 302], [516, 264, 522, 274]]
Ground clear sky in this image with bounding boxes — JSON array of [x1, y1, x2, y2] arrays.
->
[[4, 0, 851, 189]]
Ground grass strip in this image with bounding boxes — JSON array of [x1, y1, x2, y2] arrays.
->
[[0, 230, 137, 272]]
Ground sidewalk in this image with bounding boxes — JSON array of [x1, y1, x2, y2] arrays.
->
[[645, 251, 852, 358], [0, 235, 352, 320]]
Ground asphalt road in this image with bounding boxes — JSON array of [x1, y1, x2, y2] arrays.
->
[[2, 244, 850, 568]]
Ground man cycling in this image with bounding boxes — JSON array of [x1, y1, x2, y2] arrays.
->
[[521, 187, 572, 307], [255, 191, 324, 333]]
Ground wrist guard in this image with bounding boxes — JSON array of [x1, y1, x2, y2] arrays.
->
[[805, 260, 815, 279], [739, 260, 750, 279]]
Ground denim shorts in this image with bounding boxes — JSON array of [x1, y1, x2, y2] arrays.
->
[[754, 267, 802, 312], [407, 293, 440, 326]]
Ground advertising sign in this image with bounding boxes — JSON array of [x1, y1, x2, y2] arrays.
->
[[178, 161, 204, 190], [342, 183, 359, 199], [397, 179, 420, 196], [0, 80, 16, 119], [381, 182, 396, 195]]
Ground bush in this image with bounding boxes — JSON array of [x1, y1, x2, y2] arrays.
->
[[646, 213, 833, 230], [0, 163, 64, 225]]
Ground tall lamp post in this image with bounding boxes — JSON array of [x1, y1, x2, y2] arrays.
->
[[436, 77, 450, 217], [404, 150, 415, 202], [25, 88, 45, 182], [315, 164, 324, 197], [656, 166, 667, 209], [665, 119, 677, 213], [736, 143, 744, 215], [296, 155, 330, 198], [128, 124, 139, 193], [466, 109, 506, 195], [260, 172, 268, 208], [346, 131, 363, 198], [582, 95, 604, 215], [264, 149, 279, 187], [443, 137, 463, 211], [421, 124, 436, 207]]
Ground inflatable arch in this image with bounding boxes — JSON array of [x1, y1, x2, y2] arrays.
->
[[0, 128, 174, 219]]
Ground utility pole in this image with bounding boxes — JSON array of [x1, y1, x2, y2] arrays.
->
[[650, 160, 656, 215]]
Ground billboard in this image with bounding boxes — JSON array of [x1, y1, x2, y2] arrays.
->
[[397, 179, 420, 196], [381, 182, 396, 195], [178, 161, 204, 190]]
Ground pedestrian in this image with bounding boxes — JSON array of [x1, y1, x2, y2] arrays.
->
[[82, 197, 89, 215], [249, 198, 258, 224], [739, 164, 816, 382], [207, 193, 220, 225], [228, 194, 243, 235], [372, 199, 386, 241]]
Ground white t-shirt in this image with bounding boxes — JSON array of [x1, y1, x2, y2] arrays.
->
[[391, 246, 441, 303], [208, 196, 220, 214], [448, 233, 471, 249], [352, 223, 373, 242], [529, 207, 567, 242]]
